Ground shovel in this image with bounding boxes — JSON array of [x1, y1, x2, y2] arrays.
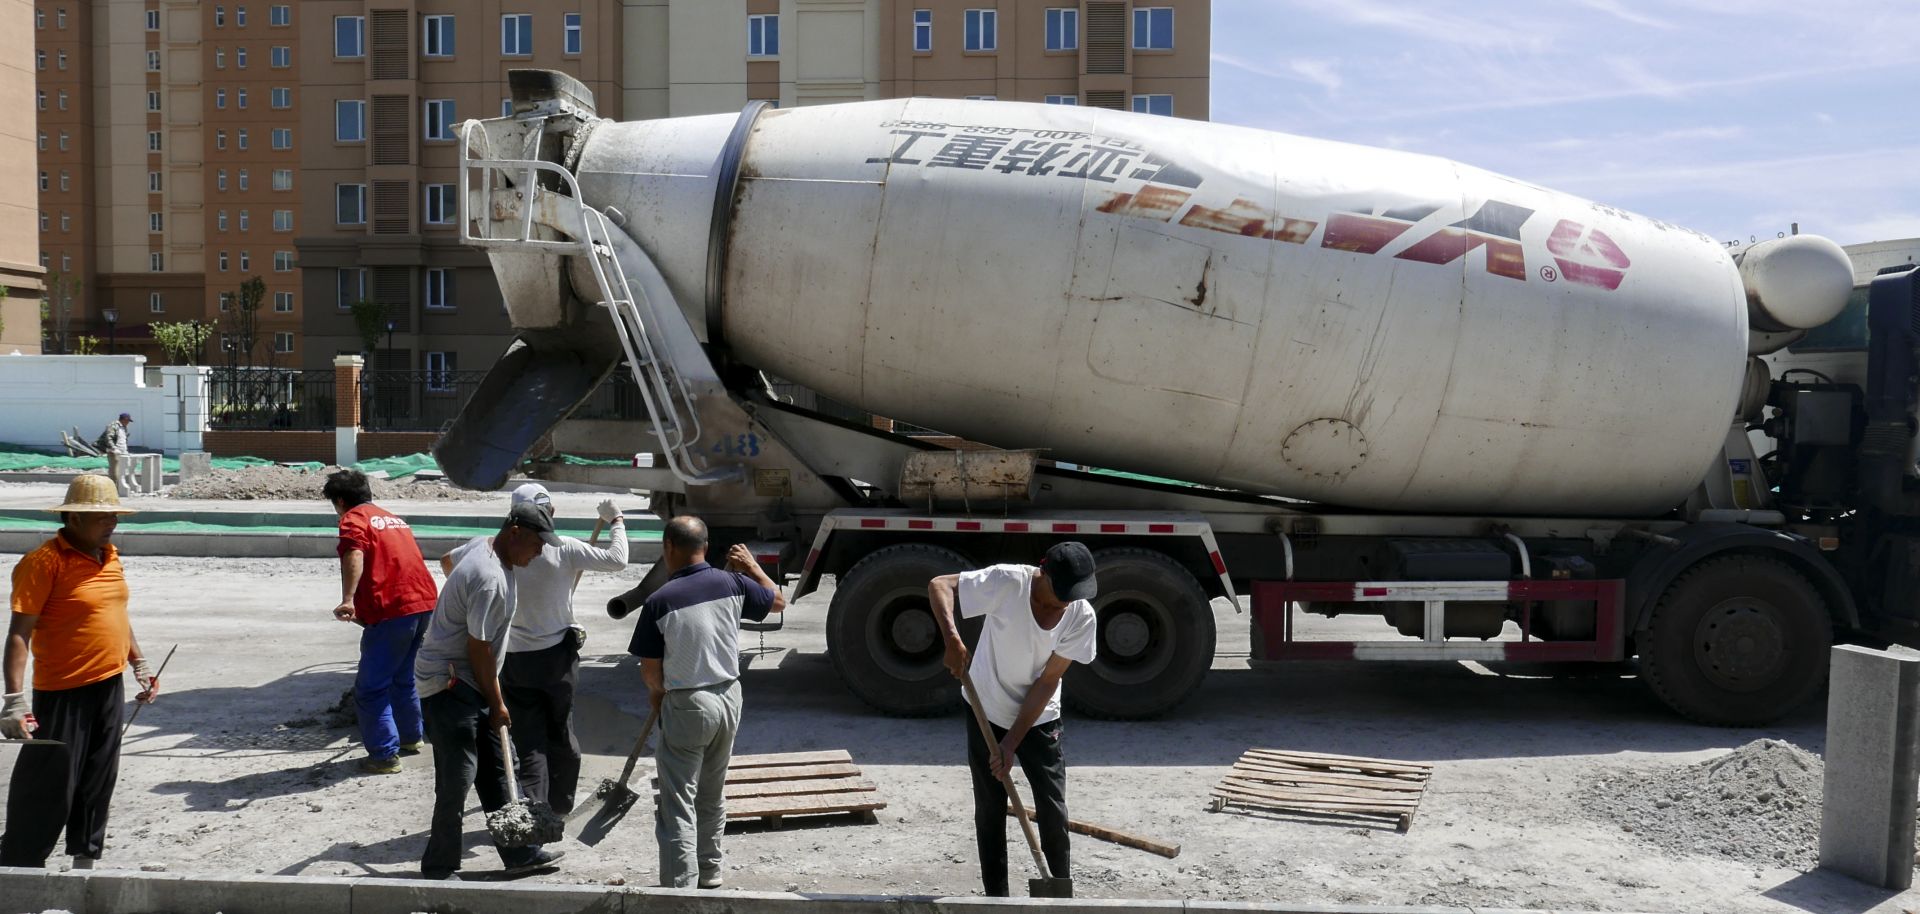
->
[[961, 671, 1073, 899], [569, 704, 659, 846], [485, 724, 565, 848]]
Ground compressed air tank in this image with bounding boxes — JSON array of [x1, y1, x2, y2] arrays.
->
[[572, 98, 1757, 516]]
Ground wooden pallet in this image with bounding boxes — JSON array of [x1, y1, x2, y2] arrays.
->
[[653, 749, 886, 828], [1209, 749, 1433, 832]]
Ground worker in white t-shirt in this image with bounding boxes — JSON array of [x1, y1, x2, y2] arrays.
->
[[929, 542, 1098, 898]]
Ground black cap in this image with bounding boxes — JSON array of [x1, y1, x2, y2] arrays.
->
[[506, 502, 563, 547], [1042, 542, 1097, 603]]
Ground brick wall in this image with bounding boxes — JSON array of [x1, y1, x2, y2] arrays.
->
[[359, 432, 441, 459], [203, 430, 336, 463]]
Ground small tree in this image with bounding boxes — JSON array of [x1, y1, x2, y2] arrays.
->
[[350, 298, 389, 358], [43, 273, 80, 354], [71, 334, 101, 355], [218, 275, 269, 370], [151, 320, 215, 365]]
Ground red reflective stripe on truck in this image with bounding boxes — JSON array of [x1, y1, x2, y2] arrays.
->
[[1053, 523, 1078, 533], [1100, 523, 1127, 533], [1005, 522, 1029, 532], [908, 520, 934, 530], [1209, 551, 1226, 574], [859, 518, 886, 529], [957, 521, 982, 531], [1148, 523, 1176, 533]]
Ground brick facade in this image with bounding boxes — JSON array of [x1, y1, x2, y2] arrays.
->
[[203, 430, 335, 463], [358, 432, 440, 459]]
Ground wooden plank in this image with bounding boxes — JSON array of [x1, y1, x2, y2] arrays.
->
[[725, 778, 876, 801], [1226, 767, 1427, 792], [1213, 784, 1419, 809], [1221, 778, 1417, 803], [724, 792, 888, 819], [1244, 749, 1431, 773], [653, 762, 862, 788], [1212, 792, 1415, 817], [728, 749, 853, 769], [1006, 808, 1180, 859], [1235, 757, 1429, 782]]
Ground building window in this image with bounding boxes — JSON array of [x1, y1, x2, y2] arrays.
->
[[271, 87, 291, 108], [38, 212, 47, 232], [337, 184, 367, 225], [56, 50, 67, 70], [336, 268, 366, 308], [274, 332, 294, 354], [217, 169, 228, 191], [1045, 8, 1078, 50], [37, 133, 45, 151], [214, 5, 225, 27], [236, 6, 246, 27], [215, 48, 225, 68], [37, 172, 47, 192], [271, 128, 292, 149], [149, 171, 163, 192], [1132, 6, 1173, 50], [146, 8, 160, 30], [426, 351, 457, 391], [58, 131, 69, 151], [272, 169, 292, 191], [913, 9, 931, 51], [239, 210, 250, 231], [564, 13, 582, 54], [215, 129, 227, 150], [237, 169, 250, 190], [270, 4, 289, 27], [237, 128, 250, 150], [748, 14, 778, 57], [335, 16, 365, 57], [35, 49, 44, 70], [61, 255, 70, 272], [964, 95, 996, 101], [1045, 94, 1078, 105], [424, 99, 455, 140], [36, 9, 43, 28], [148, 131, 162, 152], [426, 268, 455, 309], [274, 251, 294, 273], [60, 213, 70, 232], [501, 13, 532, 56], [218, 251, 229, 271], [239, 251, 250, 271], [424, 14, 455, 57], [1131, 94, 1173, 116], [56, 8, 65, 28], [150, 292, 164, 314], [501, 97, 514, 117], [36, 90, 44, 111], [274, 290, 294, 311], [150, 252, 164, 272], [148, 90, 161, 112], [273, 209, 293, 231], [218, 293, 233, 311], [336, 100, 366, 142], [270, 45, 291, 67], [237, 88, 248, 109], [59, 171, 70, 192], [216, 89, 227, 109], [424, 184, 456, 225], [150, 213, 164, 233], [964, 9, 996, 51], [218, 210, 229, 231], [56, 90, 67, 110], [236, 46, 247, 68]]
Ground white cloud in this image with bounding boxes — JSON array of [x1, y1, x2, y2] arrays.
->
[[1575, 0, 1676, 29], [1289, 59, 1343, 93]]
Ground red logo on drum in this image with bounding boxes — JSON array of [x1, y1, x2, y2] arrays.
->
[[1546, 220, 1631, 290]]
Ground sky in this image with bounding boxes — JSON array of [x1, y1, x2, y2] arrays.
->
[[1209, 0, 1920, 247]]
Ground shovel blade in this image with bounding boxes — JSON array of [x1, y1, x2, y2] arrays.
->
[[567, 785, 641, 847], [1028, 877, 1073, 898]]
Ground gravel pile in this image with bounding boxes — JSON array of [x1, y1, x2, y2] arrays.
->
[[1582, 739, 1842, 870], [168, 464, 489, 501]]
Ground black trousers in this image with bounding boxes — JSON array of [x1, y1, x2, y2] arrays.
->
[[966, 715, 1069, 897], [501, 637, 582, 814], [419, 682, 541, 876], [1, 675, 124, 866]]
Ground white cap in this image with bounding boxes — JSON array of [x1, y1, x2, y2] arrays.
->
[[511, 482, 553, 512]]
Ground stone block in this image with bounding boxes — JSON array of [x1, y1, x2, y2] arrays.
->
[[0, 868, 87, 914], [86, 872, 354, 914], [352, 877, 621, 914], [178, 451, 213, 482], [1819, 644, 1920, 889]]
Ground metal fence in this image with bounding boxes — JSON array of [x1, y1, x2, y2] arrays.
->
[[567, 367, 649, 422], [209, 367, 337, 430], [359, 369, 488, 431]]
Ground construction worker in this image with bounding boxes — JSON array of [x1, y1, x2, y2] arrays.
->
[[928, 542, 1099, 898], [100, 413, 134, 497], [415, 503, 566, 880], [1, 475, 159, 869], [325, 469, 438, 775], [628, 516, 784, 889], [442, 483, 627, 815]]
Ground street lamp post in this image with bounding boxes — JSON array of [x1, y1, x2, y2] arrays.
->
[[102, 308, 117, 355], [384, 320, 396, 427]]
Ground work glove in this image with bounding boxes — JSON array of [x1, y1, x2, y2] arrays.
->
[[597, 499, 622, 525], [131, 658, 159, 703], [1, 692, 33, 739]]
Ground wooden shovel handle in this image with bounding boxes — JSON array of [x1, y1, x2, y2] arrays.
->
[[497, 724, 520, 804], [960, 670, 1052, 880], [614, 704, 660, 789]]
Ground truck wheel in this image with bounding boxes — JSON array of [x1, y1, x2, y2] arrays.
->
[[1640, 554, 1832, 726], [1064, 548, 1215, 720], [827, 544, 975, 716]]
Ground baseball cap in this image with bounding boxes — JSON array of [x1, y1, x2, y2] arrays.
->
[[510, 482, 552, 513], [118, 412, 133, 421], [505, 502, 563, 547], [1041, 542, 1097, 603]]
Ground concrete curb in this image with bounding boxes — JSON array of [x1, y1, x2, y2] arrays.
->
[[0, 508, 664, 533], [0, 868, 1667, 914], [0, 530, 665, 562]]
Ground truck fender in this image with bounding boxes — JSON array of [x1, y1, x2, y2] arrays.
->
[[1624, 522, 1858, 635]]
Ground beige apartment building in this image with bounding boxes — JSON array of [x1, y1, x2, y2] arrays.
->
[[2, 0, 42, 353]]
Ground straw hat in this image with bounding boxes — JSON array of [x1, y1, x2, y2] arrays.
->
[[44, 474, 139, 515]]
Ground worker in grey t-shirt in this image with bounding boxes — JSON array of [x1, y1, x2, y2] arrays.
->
[[413, 503, 563, 881], [442, 483, 627, 814]]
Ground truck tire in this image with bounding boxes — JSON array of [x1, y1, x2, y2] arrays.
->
[[1640, 554, 1832, 726], [1064, 548, 1215, 720], [827, 544, 975, 716]]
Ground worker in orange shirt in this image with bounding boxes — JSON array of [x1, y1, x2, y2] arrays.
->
[[0, 475, 159, 869]]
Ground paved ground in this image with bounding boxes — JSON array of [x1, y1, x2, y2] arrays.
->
[[0, 551, 1915, 914]]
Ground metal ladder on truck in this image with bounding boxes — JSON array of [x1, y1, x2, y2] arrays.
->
[[456, 115, 736, 487]]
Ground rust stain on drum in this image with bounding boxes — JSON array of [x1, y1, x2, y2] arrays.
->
[[1096, 186, 1193, 222], [1180, 198, 1317, 244]]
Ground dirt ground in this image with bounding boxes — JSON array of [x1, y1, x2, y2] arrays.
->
[[2, 552, 1917, 914]]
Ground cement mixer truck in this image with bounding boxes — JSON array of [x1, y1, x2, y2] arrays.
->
[[438, 70, 1920, 726]]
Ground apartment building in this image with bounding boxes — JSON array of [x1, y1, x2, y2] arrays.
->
[[2, 0, 42, 353]]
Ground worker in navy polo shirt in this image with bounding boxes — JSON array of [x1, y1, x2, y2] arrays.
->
[[628, 516, 784, 889]]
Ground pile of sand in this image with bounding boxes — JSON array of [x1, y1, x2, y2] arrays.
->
[[1582, 739, 1834, 869], [169, 464, 489, 501]]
